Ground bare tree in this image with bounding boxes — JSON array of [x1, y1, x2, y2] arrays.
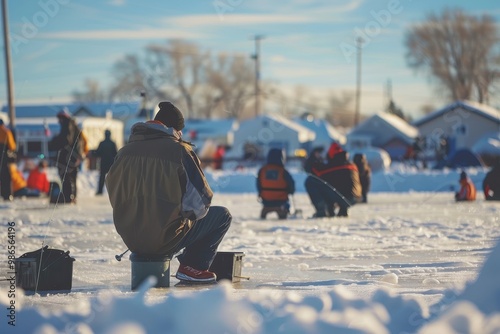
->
[[147, 40, 207, 118], [104, 40, 261, 119], [386, 99, 405, 120], [72, 78, 106, 103], [109, 54, 145, 101], [206, 53, 257, 119], [405, 8, 500, 103]]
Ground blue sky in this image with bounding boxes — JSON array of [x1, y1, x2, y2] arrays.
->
[[1, 0, 499, 118]]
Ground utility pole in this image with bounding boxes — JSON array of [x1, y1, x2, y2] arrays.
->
[[1, 0, 15, 133], [353, 37, 363, 127], [251, 35, 265, 117], [386, 78, 393, 107]]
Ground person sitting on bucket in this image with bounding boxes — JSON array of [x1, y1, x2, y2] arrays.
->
[[256, 148, 295, 219], [455, 171, 476, 202], [106, 101, 232, 283]]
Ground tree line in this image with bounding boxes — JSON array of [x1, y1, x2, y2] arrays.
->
[[73, 8, 499, 125]]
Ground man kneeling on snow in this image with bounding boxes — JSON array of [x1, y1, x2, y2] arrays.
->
[[106, 101, 232, 283]]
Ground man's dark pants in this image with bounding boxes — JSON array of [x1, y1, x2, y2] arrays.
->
[[305, 175, 353, 217], [174, 206, 232, 270]]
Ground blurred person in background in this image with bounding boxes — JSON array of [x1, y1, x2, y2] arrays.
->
[[93, 129, 117, 195], [48, 109, 86, 204], [9, 163, 40, 198], [27, 160, 50, 195], [212, 144, 225, 170], [256, 148, 295, 219], [353, 153, 371, 203], [303, 146, 324, 174], [455, 171, 476, 202], [0, 118, 16, 201], [483, 160, 500, 201]]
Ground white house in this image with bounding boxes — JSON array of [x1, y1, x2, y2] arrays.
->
[[293, 115, 346, 151], [347, 112, 419, 160], [226, 114, 316, 160], [412, 100, 500, 154]]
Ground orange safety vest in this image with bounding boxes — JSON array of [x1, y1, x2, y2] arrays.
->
[[258, 165, 289, 201], [457, 179, 476, 201]]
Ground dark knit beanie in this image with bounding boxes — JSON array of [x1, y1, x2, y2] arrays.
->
[[154, 102, 185, 131]]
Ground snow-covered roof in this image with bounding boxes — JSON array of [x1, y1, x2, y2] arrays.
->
[[184, 118, 235, 139], [1, 102, 140, 119], [294, 117, 346, 146], [376, 112, 419, 138], [413, 100, 500, 126], [260, 114, 316, 143], [348, 112, 418, 146]]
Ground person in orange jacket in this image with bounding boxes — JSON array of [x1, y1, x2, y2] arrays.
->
[[9, 163, 40, 198], [0, 118, 17, 200], [455, 171, 476, 202], [27, 160, 50, 195]]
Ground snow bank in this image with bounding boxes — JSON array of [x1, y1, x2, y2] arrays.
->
[[2, 241, 500, 333]]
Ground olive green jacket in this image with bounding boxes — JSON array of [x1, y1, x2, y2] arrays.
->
[[106, 121, 213, 255]]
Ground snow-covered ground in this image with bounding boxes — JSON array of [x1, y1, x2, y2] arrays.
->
[[1, 165, 499, 333]]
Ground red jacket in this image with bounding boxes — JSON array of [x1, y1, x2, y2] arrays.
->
[[27, 168, 50, 194]]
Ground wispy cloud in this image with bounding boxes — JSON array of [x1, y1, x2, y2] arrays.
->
[[168, 0, 362, 29], [23, 43, 60, 61], [38, 29, 203, 40], [241, 0, 364, 20], [108, 0, 126, 6], [168, 14, 311, 27]]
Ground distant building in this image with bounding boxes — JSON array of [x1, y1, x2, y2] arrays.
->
[[412, 100, 500, 154], [1, 102, 140, 120], [14, 116, 123, 159], [0, 103, 131, 159], [226, 114, 316, 161], [347, 112, 418, 161], [294, 115, 346, 151]]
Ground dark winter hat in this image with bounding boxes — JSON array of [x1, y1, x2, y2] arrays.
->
[[0, 118, 4, 125], [154, 101, 185, 131], [460, 171, 467, 180], [311, 146, 324, 154]]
